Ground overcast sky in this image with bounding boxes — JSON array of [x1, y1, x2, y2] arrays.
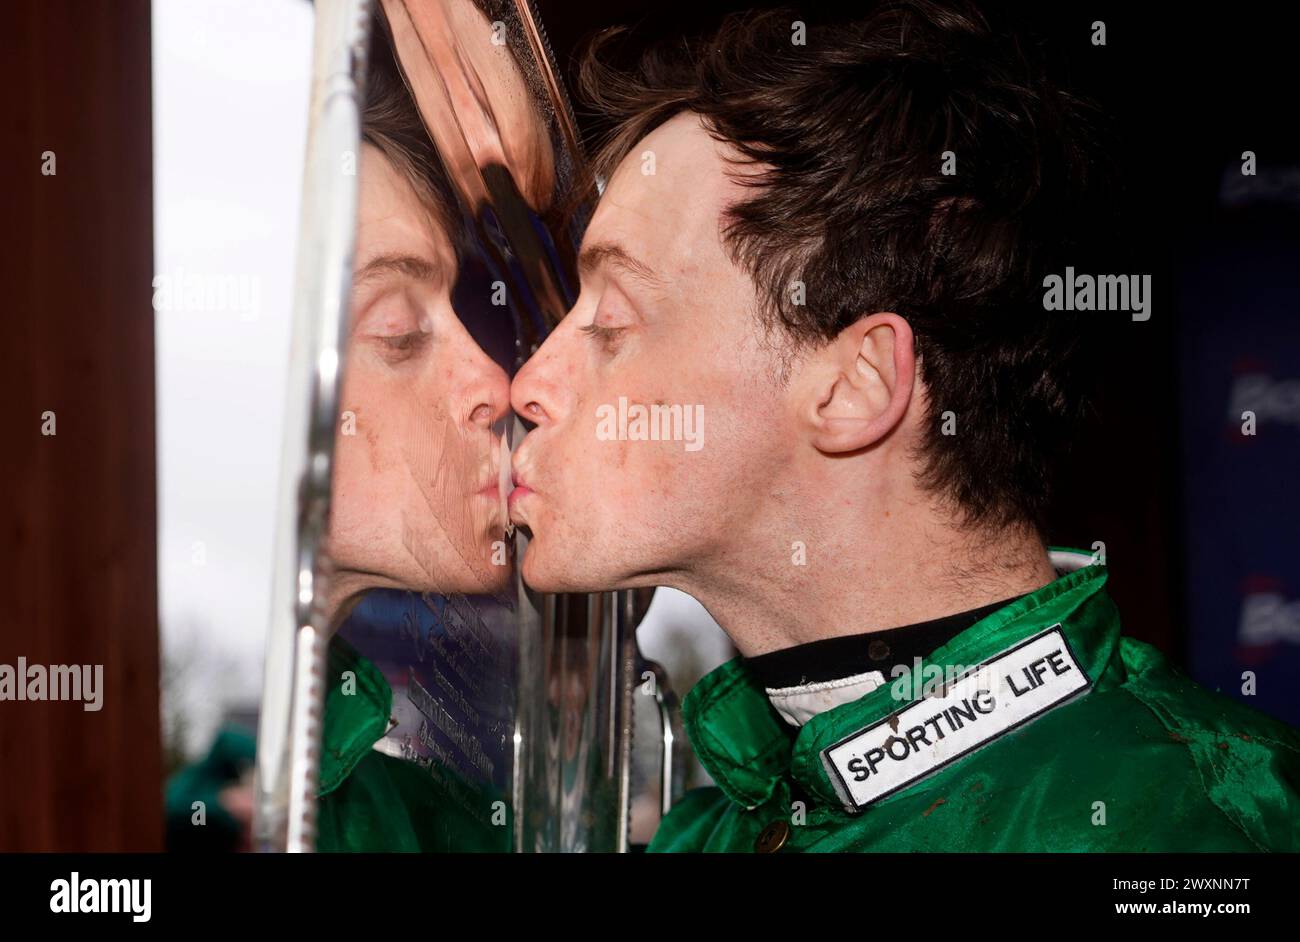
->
[[153, 0, 313, 750]]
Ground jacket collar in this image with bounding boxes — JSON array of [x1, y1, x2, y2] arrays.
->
[[681, 549, 1122, 811], [317, 635, 393, 797]]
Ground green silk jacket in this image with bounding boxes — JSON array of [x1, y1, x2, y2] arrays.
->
[[315, 637, 509, 852], [647, 553, 1300, 853]]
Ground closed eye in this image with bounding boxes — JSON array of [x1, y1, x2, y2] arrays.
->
[[579, 323, 626, 350], [379, 331, 428, 352], [372, 328, 431, 364]]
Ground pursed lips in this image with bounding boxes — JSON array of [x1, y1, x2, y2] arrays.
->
[[507, 472, 534, 504], [507, 449, 535, 515]]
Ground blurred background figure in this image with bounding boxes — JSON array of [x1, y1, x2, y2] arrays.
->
[[165, 719, 257, 853]]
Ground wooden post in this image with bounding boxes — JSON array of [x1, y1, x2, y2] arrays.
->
[[0, 0, 161, 851]]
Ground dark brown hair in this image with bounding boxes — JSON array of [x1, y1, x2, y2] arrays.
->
[[579, 1, 1111, 531]]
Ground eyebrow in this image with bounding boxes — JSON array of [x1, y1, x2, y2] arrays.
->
[[578, 241, 666, 290], [353, 252, 442, 287]]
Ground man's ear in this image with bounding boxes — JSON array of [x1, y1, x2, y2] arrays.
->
[[805, 313, 915, 454]]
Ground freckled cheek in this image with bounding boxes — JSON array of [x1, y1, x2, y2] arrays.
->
[[329, 439, 387, 540], [335, 391, 384, 482], [617, 441, 687, 501], [407, 365, 463, 442]]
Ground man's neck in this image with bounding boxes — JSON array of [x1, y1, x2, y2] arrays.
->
[[679, 498, 1058, 658]]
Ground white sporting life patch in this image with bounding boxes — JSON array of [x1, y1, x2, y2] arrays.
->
[[820, 625, 1091, 812]]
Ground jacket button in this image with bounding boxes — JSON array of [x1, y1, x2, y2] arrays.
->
[[755, 820, 791, 854]]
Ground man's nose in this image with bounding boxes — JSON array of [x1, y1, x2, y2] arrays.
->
[[510, 330, 570, 428], [463, 348, 511, 431]]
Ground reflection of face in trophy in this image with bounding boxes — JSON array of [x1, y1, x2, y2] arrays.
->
[[383, 0, 556, 214], [323, 60, 513, 622], [258, 2, 653, 854]]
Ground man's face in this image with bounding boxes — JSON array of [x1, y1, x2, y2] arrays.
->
[[327, 143, 512, 615], [508, 113, 798, 593]]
